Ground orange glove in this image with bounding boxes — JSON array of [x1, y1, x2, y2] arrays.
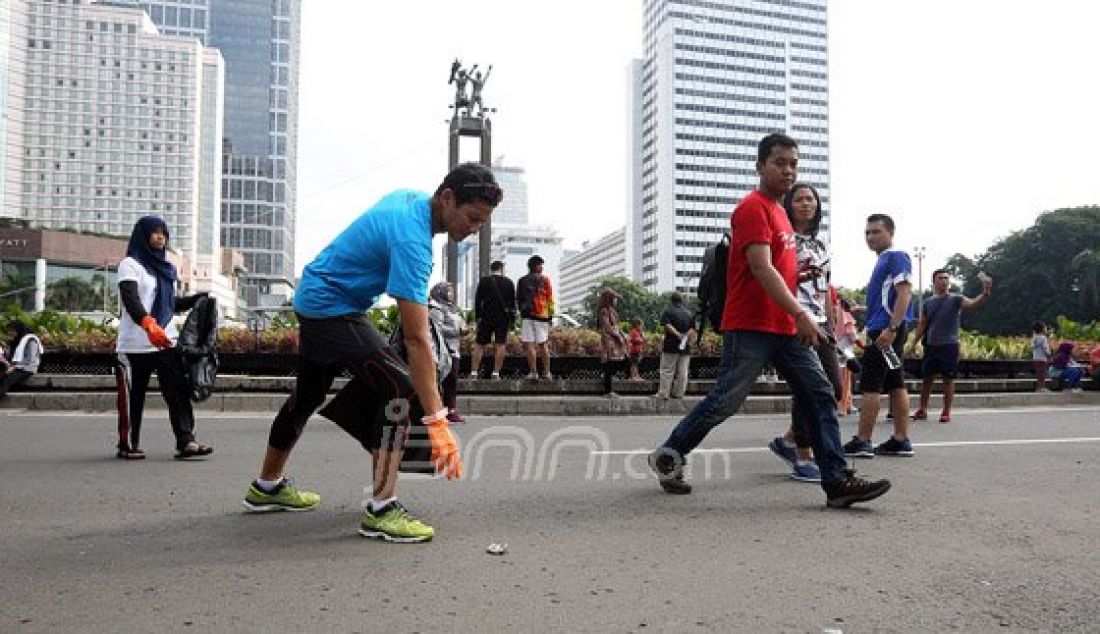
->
[[140, 315, 172, 350], [423, 413, 463, 480]]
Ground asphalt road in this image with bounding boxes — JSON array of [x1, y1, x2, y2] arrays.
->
[[2, 406, 1098, 633]]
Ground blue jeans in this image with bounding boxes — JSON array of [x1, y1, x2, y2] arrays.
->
[[661, 330, 849, 488]]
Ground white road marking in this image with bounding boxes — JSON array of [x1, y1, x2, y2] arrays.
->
[[594, 437, 1100, 456], [2, 404, 1096, 419]]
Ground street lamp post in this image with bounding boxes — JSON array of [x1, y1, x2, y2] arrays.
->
[[913, 246, 927, 320]]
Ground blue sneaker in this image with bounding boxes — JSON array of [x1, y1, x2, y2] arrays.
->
[[767, 436, 797, 469], [790, 461, 821, 483], [874, 436, 915, 457], [843, 436, 874, 458]]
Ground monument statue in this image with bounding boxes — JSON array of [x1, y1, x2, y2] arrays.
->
[[468, 64, 492, 117], [448, 58, 473, 114], [448, 58, 491, 117]]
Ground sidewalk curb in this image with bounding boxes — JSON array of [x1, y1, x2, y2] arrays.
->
[[2, 390, 1097, 415]]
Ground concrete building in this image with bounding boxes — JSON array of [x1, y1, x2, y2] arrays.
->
[[456, 160, 563, 309], [1, 1, 30, 220], [490, 159, 528, 225], [0, 225, 243, 320], [6, 1, 225, 268], [559, 226, 628, 313], [629, 0, 831, 293], [112, 0, 302, 309]]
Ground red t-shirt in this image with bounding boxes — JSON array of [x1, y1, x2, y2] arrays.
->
[[720, 189, 798, 335]]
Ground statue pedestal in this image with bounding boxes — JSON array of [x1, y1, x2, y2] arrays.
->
[[445, 115, 493, 291]]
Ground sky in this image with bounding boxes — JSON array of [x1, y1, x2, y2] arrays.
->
[[296, 0, 1100, 291]]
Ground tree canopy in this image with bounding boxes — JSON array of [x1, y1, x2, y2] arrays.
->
[[944, 206, 1100, 335], [577, 276, 698, 331]]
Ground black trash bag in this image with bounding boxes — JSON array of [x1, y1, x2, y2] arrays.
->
[[177, 296, 219, 402]]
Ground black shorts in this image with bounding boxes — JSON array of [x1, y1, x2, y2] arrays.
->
[[922, 343, 960, 379], [298, 312, 386, 369], [859, 327, 907, 394], [476, 319, 510, 345]]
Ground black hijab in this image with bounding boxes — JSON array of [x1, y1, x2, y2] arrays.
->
[[126, 216, 177, 327], [8, 320, 30, 358]]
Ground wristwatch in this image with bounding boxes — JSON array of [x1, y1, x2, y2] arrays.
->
[[887, 322, 902, 333]]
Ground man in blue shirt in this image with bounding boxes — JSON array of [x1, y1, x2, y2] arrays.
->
[[905, 268, 992, 423], [844, 213, 916, 458], [242, 163, 502, 543]]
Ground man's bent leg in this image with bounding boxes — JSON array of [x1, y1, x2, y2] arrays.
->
[[662, 331, 771, 458], [262, 359, 335, 480]]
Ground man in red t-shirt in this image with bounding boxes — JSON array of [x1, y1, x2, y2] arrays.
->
[[648, 133, 891, 509]]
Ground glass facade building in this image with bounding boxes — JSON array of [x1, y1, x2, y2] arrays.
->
[[118, 0, 301, 306], [628, 0, 831, 293]]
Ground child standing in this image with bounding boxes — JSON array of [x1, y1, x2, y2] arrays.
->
[[1031, 321, 1051, 392], [627, 318, 645, 382]]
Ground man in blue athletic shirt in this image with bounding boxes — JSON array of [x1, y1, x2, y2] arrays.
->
[[242, 163, 502, 543], [844, 213, 916, 459]]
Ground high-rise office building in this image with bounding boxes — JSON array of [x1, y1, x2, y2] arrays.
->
[[1, 2, 29, 220], [116, 0, 301, 307], [559, 227, 627, 312], [628, 0, 830, 293], [2, 0, 224, 265], [490, 161, 528, 225]]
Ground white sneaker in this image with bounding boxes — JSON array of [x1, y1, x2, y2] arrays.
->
[[526, 372, 538, 380], [491, 372, 501, 380]]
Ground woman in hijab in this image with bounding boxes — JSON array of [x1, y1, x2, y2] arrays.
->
[[597, 288, 628, 396], [0, 320, 43, 399], [1049, 341, 1085, 392], [430, 281, 466, 423], [115, 216, 212, 460]]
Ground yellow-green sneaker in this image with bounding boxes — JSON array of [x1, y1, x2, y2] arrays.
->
[[359, 501, 434, 543], [242, 478, 321, 513]]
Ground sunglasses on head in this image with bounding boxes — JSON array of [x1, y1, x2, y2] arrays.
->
[[461, 181, 504, 206]]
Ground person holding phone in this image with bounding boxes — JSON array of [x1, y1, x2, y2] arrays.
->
[[905, 269, 992, 422]]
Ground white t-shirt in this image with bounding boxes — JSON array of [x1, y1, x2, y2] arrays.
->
[[1031, 334, 1051, 361], [116, 256, 179, 353]]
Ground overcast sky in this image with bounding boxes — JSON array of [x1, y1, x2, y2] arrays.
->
[[296, 0, 1100, 291]]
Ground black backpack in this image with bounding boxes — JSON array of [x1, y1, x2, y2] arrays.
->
[[696, 233, 730, 335]]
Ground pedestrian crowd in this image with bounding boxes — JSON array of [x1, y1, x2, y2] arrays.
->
[[10, 133, 1090, 545]]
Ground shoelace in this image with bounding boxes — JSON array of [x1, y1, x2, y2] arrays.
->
[[838, 469, 868, 490]]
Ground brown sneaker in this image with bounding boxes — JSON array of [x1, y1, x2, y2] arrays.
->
[[648, 448, 692, 495], [825, 470, 891, 508]]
